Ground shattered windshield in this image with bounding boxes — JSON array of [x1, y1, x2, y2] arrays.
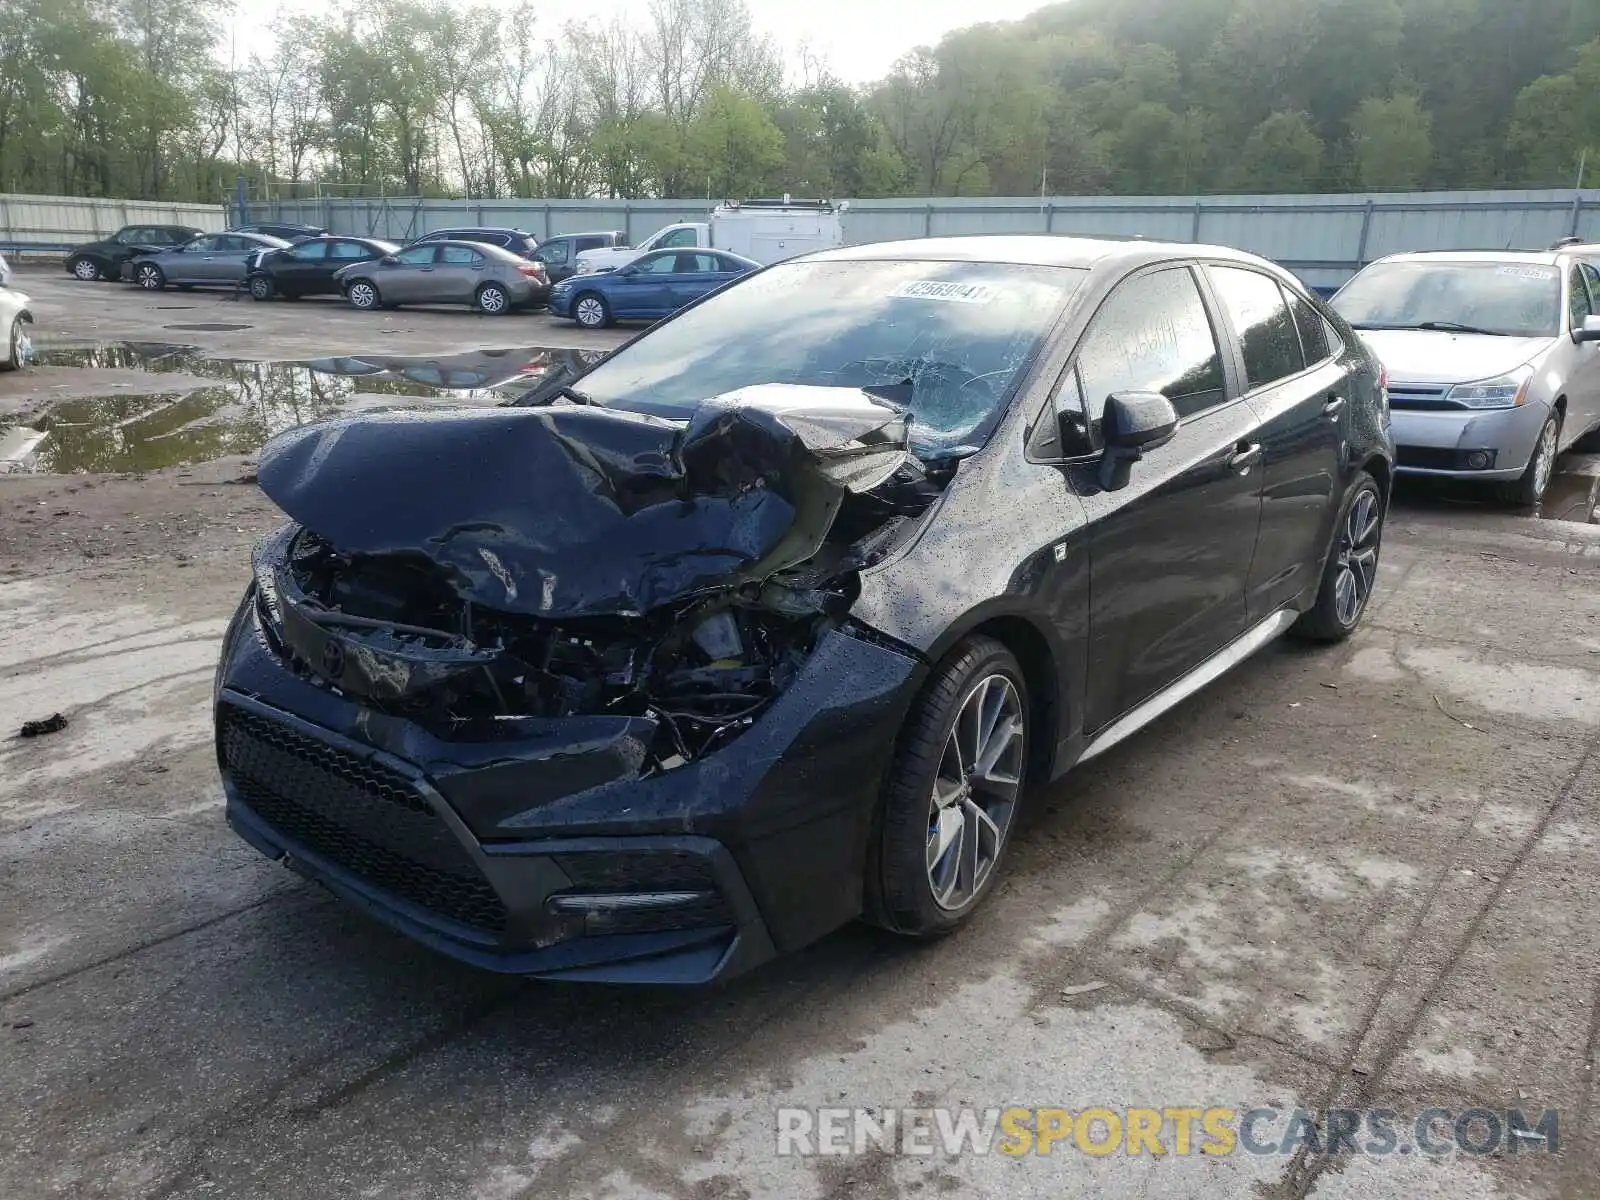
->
[[1333, 261, 1562, 338], [567, 259, 1088, 459]]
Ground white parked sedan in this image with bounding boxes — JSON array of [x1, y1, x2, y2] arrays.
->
[[0, 254, 34, 370]]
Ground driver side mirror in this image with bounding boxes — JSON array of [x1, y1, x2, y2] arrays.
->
[[379, 254, 399, 265], [1577, 315, 1600, 344], [1097, 391, 1179, 492], [616, 264, 638, 278]]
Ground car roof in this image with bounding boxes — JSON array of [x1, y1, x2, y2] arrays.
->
[[424, 227, 531, 236], [805, 234, 1279, 272], [1367, 249, 1564, 267], [550, 230, 625, 239], [428, 239, 519, 257]]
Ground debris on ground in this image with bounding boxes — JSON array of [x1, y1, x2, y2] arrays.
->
[[1061, 981, 1110, 998], [19, 713, 69, 738]]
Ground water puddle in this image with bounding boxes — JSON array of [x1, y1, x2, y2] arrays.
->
[[0, 342, 610, 474], [1393, 452, 1600, 525]]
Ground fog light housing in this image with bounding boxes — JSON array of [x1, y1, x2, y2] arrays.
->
[[1465, 450, 1493, 469]]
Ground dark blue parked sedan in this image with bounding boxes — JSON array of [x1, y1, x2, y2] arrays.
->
[[549, 248, 759, 328]]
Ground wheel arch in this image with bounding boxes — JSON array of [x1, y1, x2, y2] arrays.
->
[[937, 613, 1064, 787]]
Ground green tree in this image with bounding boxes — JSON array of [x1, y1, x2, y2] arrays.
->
[[1232, 110, 1326, 191], [684, 86, 784, 199], [1350, 93, 1434, 189]]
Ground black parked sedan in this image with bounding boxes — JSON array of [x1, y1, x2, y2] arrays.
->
[[65, 225, 205, 282], [247, 236, 400, 301], [214, 236, 1392, 984]]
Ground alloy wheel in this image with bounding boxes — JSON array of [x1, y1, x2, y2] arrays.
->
[[1532, 420, 1558, 500], [348, 282, 377, 309], [72, 258, 99, 281], [1332, 487, 1381, 628], [250, 275, 273, 301], [575, 296, 605, 328], [479, 285, 507, 314], [136, 265, 162, 290], [5, 318, 21, 368], [925, 673, 1025, 912]]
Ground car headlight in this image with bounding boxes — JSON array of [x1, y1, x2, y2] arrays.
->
[[1446, 368, 1534, 410]]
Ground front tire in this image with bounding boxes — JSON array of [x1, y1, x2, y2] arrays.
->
[[476, 282, 510, 315], [1291, 471, 1385, 643], [346, 280, 380, 310], [867, 636, 1029, 936], [1501, 411, 1560, 507], [573, 292, 611, 329], [71, 256, 102, 282], [1, 316, 24, 371], [248, 274, 275, 302], [134, 264, 165, 291]]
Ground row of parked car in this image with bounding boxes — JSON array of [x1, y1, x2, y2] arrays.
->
[[62, 200, 850, 328]]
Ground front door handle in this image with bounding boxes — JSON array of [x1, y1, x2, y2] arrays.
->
[[1229, 441, 1264, 472], [1323, 396, 1346, 418]]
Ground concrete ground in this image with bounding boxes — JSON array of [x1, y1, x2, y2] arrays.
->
[[2, 274, 1599, 1200]]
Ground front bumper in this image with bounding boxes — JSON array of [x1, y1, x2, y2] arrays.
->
[[215, 588, 924, 983], [547, 289, 574, 317], [1389, 401, 1552, 481]]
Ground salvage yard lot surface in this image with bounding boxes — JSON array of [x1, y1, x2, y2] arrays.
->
[[3, 274, 1600, 1199]]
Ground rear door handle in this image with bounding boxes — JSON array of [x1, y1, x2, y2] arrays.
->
[[1229, 442, 1264, 472], [1323, 396, 1346, 418]]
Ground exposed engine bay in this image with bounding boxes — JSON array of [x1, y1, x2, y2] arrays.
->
[[250, 386, 949, 772]]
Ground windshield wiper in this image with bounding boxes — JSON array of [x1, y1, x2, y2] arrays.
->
[[1352, 320, 1519, 337]]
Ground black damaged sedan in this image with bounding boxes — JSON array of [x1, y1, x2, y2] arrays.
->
[[216, 236, 1393, 983]]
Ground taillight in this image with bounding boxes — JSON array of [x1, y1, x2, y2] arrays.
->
[[519, 264, 545, 279]]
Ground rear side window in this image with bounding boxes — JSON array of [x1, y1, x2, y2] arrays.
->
[[1286, 287, 1331, 364], [1210, 266, 1307, 389], [289, 241, 328, 261], [328, 241, 369, 260], [660, 227, 699, 248], [538, 240, 570, 264], [395, 245, 437, 266], [1076, 267, 1228, 423], [440, 245, 479, 265], [576, 236, 608, 251]]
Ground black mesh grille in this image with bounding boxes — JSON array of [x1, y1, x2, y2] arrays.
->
[[1396, 446, 1497, 471], [221, 706, 507, 932]]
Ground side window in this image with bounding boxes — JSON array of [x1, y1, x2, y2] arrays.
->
[[327, 241, 367, 261], [290, 241, 330, 261], [395, 245, 437, 266], [115, 228, 141, 245], [576, 236, 607, 252], [641, 254, 679, 274], [184, 236, 216, 253], [1582, 264, 1600, 317], [1286, 286, 1331, 364], [1209, 266, 1307, 388], [440, 244, 478, 265], [1076, 267, 1228, 425], [1568, 265, 1594, 327], [661, 227, 698, 248], [538, 240, 570, 265], [687, 253, 723, 273]]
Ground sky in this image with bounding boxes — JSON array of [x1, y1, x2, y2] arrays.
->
[[225, 0, 1053, 85]]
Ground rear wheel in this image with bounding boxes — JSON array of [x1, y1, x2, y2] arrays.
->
[[248, 274, 274, 301], [476, 282, 510, 314], [573, 292, 611, 329], [1291, 471, 1384, 643], [1501, 412, 1561, 507], [134, 263, 165, 291], [71, 256, 102, 282], [866, 636, 1029, 936], [346, 280, 380, 310]]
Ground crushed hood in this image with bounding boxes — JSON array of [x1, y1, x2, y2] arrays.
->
[[257, 385, 910, 619]]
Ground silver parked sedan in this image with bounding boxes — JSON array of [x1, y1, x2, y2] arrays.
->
[[1332, 248, 1600, 504], [0, 256, 34, 370], [129, 233, 291, 291], [333, 240, 550, 314]]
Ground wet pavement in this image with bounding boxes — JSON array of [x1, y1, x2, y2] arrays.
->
[[0, 342, 609, 474]]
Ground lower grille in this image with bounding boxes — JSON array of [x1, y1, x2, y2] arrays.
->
[[220, 705, 508, 932], [1396, 446, 1498, 471]]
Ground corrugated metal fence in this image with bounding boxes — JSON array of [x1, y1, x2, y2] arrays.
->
[[0, 194, 226, 253], [252, 189, 1600, 289], [4, 188, 1597, 288]]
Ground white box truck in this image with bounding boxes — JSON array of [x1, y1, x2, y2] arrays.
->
[[573, 198, 846, 275]]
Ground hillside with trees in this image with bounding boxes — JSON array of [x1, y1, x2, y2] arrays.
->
[[0, 0, 1596, 202]]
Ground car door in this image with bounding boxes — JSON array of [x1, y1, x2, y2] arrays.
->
[[278, 239, 330, 293], [322, 240, 374, 293], [381, 244, 440, 302], [435, 243, 486, 301], [1204, 264, 1346, 621], [535, 238, 573, 282], [1565, 262, 1600, 441], [667, 252, 728, 308], [216, 235, 263, 282], [1059, 264, 1265, 733], [617, 252, 679, 316], [171, 235, 221, 283]]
